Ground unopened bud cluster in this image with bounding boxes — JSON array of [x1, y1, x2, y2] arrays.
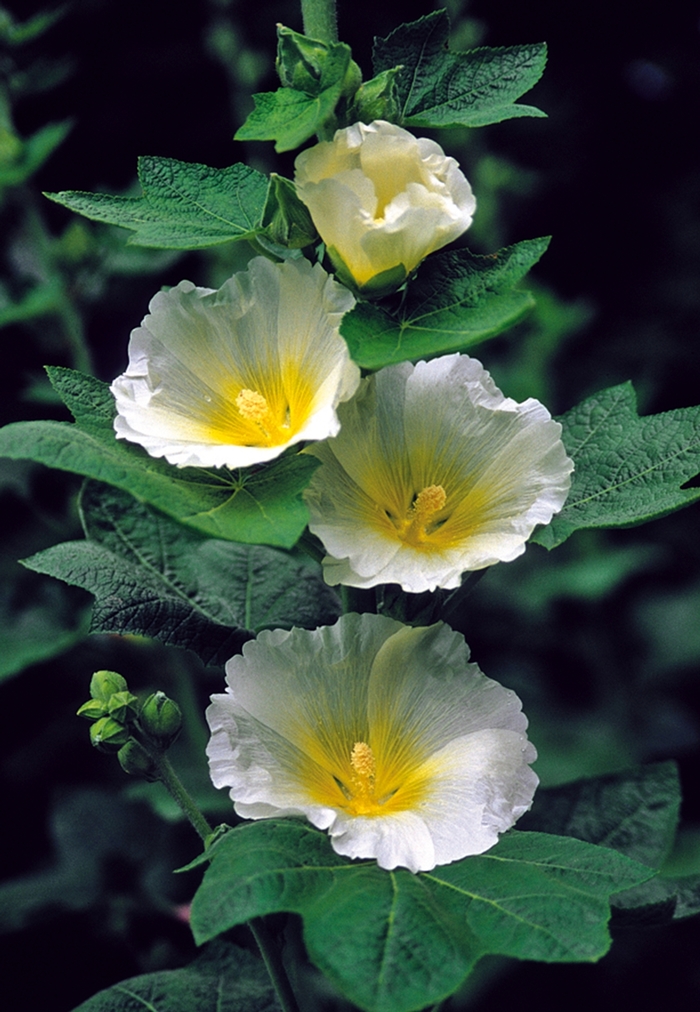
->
[[77, 670, 183, 779]]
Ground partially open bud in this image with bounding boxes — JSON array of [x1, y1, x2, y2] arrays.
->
[[140, 692, 183, 747], [90, 670, 128, 703], [262, 174, 318, 249], [89, 716, 131, 753], [118, 740, 159, 781]]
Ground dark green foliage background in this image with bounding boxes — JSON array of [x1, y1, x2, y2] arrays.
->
[[1, 0, 699, 1009]]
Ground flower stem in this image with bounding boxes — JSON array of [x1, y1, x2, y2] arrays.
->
[[249, 918, 303, 1012], [301, 0, 338, 43], [151, 751, 213, 843]]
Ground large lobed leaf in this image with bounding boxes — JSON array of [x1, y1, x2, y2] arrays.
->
[[532, 382, 700, 548], [45, 156, 269, 248], [190, 821, 652, 1012], [0, 368, 317, 549], [341, 238, 549, 369], [72, 939, 279, 1012], [23, 481, 339, 666], [373, 10, 547, 129]]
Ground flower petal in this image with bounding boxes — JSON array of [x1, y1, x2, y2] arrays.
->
[[111, 257, 358, 468], [305, 354, 574, 592], [206, 614, 538, 872]]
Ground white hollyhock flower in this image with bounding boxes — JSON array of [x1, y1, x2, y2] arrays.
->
[[206, 613, 538, 873], [110, 257, 359, 468], [294, 120, 475, 292], [304, 355, 573, 593]]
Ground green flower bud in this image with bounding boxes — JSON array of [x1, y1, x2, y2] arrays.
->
[[348, 67, 401, 124], [89, 716, 131, 752], [90, 670, 128, 703], [140, 692, 183, 746], [277, 26, 330, 93], [107, 690, 140, 725], [77, 698, 108, 721], [117, 740, 159, 781]]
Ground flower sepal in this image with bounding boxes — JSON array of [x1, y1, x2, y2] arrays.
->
[[261, 173, 318, 249], [327, 245, 408, 298], [276, 25, 361, 101]]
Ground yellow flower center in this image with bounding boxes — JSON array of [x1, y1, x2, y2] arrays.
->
[[396, 484, 447, 547], [350, 741, 376, 796]]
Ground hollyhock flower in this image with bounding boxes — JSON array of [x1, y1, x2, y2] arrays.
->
[[294, 120, 475, 293], [206, 613, 538, 873], [110, 257, 359, 468], [304, 354, 573, 593]]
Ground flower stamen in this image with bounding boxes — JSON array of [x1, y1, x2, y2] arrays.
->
[[236, 388, 270, 423], [399, 484, 447, 546]]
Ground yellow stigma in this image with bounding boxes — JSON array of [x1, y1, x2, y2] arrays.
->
[[236, 388, 269, 422]]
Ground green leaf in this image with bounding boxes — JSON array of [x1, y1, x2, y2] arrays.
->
[[0, 368, 317, 549], [373, 10, 547, 128], [72, 939, 279, 1012], [235, 43, 352, 153], [44, 157, 269, 249], [22, 481, 339, 665], [340, 238, 548, 370], [519, 762, 681, 869], [532, 383, 700, 548], [191, 821, 652, 1012]]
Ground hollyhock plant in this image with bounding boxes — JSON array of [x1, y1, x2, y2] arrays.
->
[[206, 613, 538, 873], [304, 354, 574, 593], [110, 256, 359, 468], [294, 120, 476, 293]]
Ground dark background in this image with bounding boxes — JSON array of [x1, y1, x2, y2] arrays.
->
[[1, 0, 699, 1007]]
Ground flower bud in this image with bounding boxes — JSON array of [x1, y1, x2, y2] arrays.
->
[[77, 698, 108, 721], [90, 670, 128, 703], [348, 68, 401, 125], [295, 120, 476, 294], [89, 716, 131, 752], [118, 740, 159, 781], [107, 690, 140, 725], [276, 26, 360, 101], [140, 692, 183, 746]]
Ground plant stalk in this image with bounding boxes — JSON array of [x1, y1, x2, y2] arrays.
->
[[152, 751, 213, 843], [301, 0, 338, 43], [249, 918, 303, 1012]]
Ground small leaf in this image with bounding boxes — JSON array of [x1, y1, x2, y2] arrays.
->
[[22, 481, 339, 665], [45, 156, 269, 249], [191, 821, 652, 1012], [235, 43, 352, 152], [72, 939, 279, 1012], [340, 238, 548, 370], [532, 383, 700, 548], [0, 368, 318, 548], [373, 10, 546, 128]]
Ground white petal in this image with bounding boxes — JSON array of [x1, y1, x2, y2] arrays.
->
[[111, 257, 358, 468]]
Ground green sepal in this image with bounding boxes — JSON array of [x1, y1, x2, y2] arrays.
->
[[326, 245, 408, 299], [261, 173, 318, 248]]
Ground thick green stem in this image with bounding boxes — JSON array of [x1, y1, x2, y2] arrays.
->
[[249, 919, 303, 1012], [152, 751, 213, 843], [301, 0, 338, 43]]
